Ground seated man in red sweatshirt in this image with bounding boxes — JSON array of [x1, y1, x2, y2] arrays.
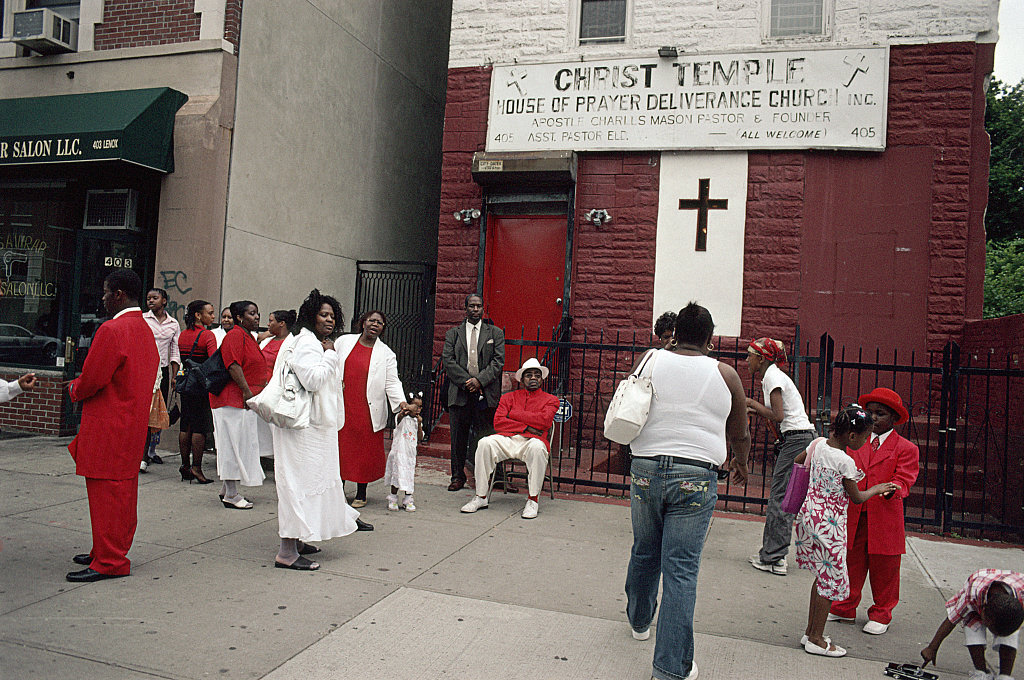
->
[[460, 357, 560, 519]]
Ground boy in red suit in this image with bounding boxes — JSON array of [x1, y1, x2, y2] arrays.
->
[[829, 387, 920, 634], [66, 269, 159, 582]]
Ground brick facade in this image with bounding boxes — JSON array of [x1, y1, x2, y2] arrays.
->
[[0, 372, 71, 436], [94, 0, 201, 51], [434, 42, 993, 358], [224, 0, 243, 49]]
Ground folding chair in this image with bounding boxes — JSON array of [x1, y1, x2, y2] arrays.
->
[[486, 420, 560, 500]]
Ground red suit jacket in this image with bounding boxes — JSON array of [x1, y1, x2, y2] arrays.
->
[[493, 388, 561, 450], [69, 309, 160, 480], [846, 430, 920, 555]]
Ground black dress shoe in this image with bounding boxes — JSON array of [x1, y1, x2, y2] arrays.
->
[[447, 479, 465, 492], [66, 568, 127, 583], [72, 553, 92, 566], [355, 518, 374, 532], [151, 454, 164, 464]]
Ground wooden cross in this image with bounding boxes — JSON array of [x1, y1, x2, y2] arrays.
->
[[678, 178, 728, 252]]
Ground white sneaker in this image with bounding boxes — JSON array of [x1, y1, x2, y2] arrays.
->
[[827, 613, 855, 623], [522, 499, 539, 519], [862, 620, 889, 635], [386, 494, 399, 511], [140, 459, 149, 473], [994, 674, 1012, 680], [631, 626, 650, 640], [403, 501, 416, 512], [684, 661, 698, 680], [749, 554, 786, 575], [460, 496, 488, 513], [968, 671, 994, 680]]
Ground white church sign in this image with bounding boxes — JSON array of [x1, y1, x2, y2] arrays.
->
[[486, 47, 888, 152]]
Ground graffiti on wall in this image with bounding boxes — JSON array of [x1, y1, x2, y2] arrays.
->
[[159, 270, 192, 324]]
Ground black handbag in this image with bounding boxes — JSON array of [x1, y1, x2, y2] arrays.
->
[[198, 348, 231, 395], [175, 331, 209, 397]]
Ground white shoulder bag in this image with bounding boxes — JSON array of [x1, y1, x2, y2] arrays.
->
[[247, 337, 311, 429], [603, 349, 657, 444]]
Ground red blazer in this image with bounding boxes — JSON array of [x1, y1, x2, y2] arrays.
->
[[69, 310, 160, 480], [846, 430, 920, 555], [493, 388, 561, 450]]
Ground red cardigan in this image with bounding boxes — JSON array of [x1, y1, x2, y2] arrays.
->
[[69, 310, 159, 480], [492, 388, 560, 450], [845, 429, 920, 555]]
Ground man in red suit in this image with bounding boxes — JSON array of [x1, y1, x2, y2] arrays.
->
[[829, 387, 920, 634], [66, 269, 159, 583]]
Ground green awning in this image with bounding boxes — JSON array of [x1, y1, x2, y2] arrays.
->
[[0, 87, 188, 173]]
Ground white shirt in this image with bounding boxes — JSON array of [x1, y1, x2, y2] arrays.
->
[[630, 350, 732, 466], [761, 362, 813, 433], [872, 429, 893, 449], [465, 320, 482, 351], [0, 379, 24, 404]]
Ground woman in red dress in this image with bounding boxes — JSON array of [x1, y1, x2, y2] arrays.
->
[[335, 310, 409, 508]]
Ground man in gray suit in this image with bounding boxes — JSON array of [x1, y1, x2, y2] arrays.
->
[[442, 294, 505, 491]]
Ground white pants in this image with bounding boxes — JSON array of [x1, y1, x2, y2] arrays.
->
[[964, 622, 1019, 650], [474, 434, 548, 498]]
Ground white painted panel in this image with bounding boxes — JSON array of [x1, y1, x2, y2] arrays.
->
[[654, 151, 748, 337]]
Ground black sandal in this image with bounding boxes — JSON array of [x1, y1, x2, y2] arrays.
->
[[297, 542, 321, 555], [274, 556, 319, 571]]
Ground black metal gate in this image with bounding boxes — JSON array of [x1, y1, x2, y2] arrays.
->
[[353, 261, 435, 399], [427, 327, 1024, 540]]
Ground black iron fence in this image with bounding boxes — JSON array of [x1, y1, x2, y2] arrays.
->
[[427, 326, 1024, 540]]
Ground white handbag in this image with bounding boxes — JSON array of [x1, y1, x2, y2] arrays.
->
[[603, 349, 657, 444], [247, 339, 311, 429]]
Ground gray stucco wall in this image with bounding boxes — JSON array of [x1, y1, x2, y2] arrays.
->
[[222, 0, 452, 319]]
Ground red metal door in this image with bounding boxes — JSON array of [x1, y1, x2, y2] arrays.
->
[[483, 215, 567, 371]]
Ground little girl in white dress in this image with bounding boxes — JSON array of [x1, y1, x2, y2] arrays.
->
[[385, 393, 423, 512]]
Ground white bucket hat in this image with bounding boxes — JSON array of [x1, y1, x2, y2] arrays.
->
[[515, 357, 549, 382]]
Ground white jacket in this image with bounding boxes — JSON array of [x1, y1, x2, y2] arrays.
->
[[281, 329, 341, 429], [333, 334, 406, 432]]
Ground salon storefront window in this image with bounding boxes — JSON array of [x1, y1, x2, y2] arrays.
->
[[0, 186, 75, 368]]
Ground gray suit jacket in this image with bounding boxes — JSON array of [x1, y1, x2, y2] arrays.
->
[[442, 321, 505, 408]]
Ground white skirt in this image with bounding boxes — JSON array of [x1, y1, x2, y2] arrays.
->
[[256, 417, 274, 458], [213, 406, 265, 487], [273, 422, 359, 541]]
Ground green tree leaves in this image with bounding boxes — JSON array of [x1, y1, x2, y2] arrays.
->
[[984, 78, 1024, 317]]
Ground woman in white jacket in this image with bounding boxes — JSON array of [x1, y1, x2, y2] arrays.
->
[[272, 291, 369, 571], [335, 309, 408, 508]]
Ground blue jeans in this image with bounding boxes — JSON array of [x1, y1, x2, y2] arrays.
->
[[625, 456, 718, 680]]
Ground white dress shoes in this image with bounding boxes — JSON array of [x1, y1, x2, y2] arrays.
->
[[521, 499, 539, 519], [862, 620, 889, 635], [804, 639, 847, 657], [460, 496, 488, 513]]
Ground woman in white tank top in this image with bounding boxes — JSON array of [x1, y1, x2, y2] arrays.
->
[[625, 303, 751, 680]]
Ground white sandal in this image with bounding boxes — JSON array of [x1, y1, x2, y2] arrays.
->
[[804, 639, 846, 657]]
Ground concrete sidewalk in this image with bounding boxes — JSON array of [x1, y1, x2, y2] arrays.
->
[[1, 437, 1022, 680]]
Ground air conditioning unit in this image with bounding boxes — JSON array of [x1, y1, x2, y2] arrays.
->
[[84, 190, 140, 231], [11, 8, 78, 55]]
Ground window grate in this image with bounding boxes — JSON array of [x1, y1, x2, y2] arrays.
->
[[770, 0, 823, 37], [579, 0, 626, 43]]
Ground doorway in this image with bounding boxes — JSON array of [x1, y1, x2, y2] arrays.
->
[[483, 214, 568, 370]]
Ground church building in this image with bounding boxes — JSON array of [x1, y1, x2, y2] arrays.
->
[[434, 0, 999, 358]]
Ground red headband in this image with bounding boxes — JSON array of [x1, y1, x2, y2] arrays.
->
[[748, 337, 788, 367]]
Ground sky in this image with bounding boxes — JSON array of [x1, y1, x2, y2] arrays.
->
[[995, 2, 1024, 84]]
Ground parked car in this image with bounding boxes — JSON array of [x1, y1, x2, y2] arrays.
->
[[0, 324, 60, 363]]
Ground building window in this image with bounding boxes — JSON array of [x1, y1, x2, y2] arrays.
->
[[26, 0, 80, 22], [579, 0, 627, 44], [768, 0, 826, 38]]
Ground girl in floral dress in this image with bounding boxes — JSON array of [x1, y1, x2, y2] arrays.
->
[[793, 404, 899, 657]]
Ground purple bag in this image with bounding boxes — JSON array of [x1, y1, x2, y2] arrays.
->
[[781, 438, 819, 514]]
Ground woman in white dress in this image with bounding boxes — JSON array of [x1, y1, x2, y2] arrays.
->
[[272, 290, 370, 571]]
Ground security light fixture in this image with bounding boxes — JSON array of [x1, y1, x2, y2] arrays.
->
[[658, 46, 678, 59], [585, 209, 611, 227], [454, 208, 481, 225]]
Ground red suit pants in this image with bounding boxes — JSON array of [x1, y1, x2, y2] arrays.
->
[[831, 511, 901, 624], [85, 477, 139, 575]]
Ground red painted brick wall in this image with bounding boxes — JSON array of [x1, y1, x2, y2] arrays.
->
[[94, 0, 201, 50], [224, 0, 242, 49], [0, 372, 71, 436], [434, 42, 992, 357]]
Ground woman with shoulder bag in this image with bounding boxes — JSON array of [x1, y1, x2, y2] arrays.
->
[[272, 291, 368, 571], [176, 300, 218, 484], [625, 302, 751, 680]]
